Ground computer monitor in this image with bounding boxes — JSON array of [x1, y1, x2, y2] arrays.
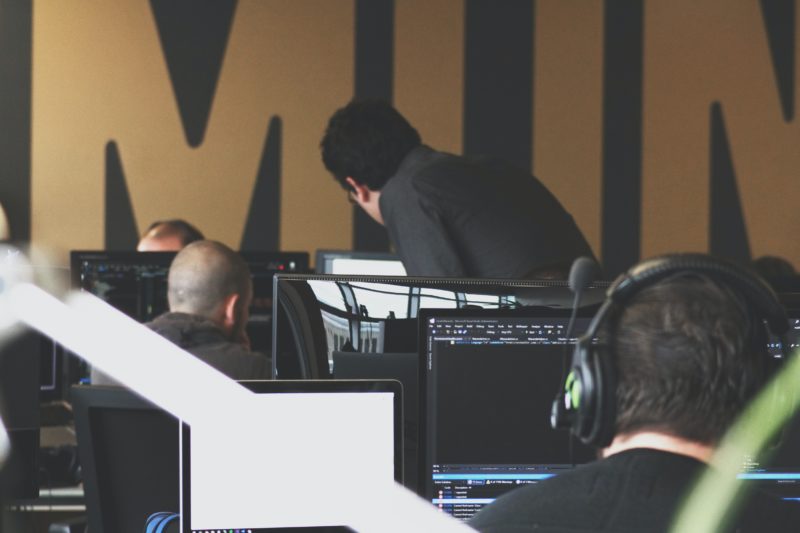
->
[[271, 273, 610, 380], [70, 251, 176, 322], [180, 379, 403, 532], [71, 385, 179, 533], [419, 307, 596, 521], [0, 328, 41, 499], [68, 251, 309, 384], [743, 314, 800, 502], [420, 308, 800, 521], [71, 250, 308, 322], [315, 249, 406, 276]]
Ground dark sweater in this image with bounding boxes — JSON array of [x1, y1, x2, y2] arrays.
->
[[469, 448, 799, 533], [379, 146, 595, 278], [92, 312, 271, 385]]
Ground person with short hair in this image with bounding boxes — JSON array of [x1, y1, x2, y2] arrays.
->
[[137, 219, 204, 252], [93, 240, 270, 385], [469, 257, 798, 532], [320, 100, 594, 279]]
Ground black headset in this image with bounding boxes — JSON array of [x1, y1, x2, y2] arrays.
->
[[550, 253, 791, 448]]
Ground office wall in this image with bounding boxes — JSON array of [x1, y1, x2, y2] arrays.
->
[[0, 0, 797, 274]]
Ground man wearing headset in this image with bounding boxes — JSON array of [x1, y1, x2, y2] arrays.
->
[[470, 255, 798, 532]]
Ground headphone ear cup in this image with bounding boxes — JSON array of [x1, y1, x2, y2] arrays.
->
[[570, 340, 596, 444], [566, 338, 617, 448], [587, 344, 617, 448]]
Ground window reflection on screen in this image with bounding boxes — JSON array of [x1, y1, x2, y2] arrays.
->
[[419, 288, 458, 309], [308, 280, 347, 311], [350, 283, 412, 320]]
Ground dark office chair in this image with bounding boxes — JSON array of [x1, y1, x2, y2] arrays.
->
[[71, 386, 179, 533]]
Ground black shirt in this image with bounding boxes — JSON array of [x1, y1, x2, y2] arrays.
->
[[379, 146, 595, 278], [469, 448, 800, 533]]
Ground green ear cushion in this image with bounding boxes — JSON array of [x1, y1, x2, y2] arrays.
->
[[565, 371, 581, 409]]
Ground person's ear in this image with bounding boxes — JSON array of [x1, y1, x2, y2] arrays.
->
[[221, 293, 240, 333], [345, 177, 371, 203]]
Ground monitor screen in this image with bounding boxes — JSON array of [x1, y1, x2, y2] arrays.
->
[[71, 250, 308, 323], [315, 250, 406, 276], [71, 251, 175, 322], [420, 307, 596, 521], [180, 380, 402, 532], [742, 316, 800, 502]]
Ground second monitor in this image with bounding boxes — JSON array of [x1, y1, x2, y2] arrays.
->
[[315, 249, 406, 276]]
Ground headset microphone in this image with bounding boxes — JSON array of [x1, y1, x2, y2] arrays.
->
[[566, 257, 599, 336], [569, 257, 599, 297], [551, 257, 598, 430]]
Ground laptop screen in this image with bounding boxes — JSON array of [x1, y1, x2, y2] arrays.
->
[[180, 380, 402, 532]]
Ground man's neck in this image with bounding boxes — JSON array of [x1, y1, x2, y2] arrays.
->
[[602, 432, 715, 463]]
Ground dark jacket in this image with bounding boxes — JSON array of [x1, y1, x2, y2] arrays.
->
[[379, 146, 595, 278], [91, 312, 271, 385]]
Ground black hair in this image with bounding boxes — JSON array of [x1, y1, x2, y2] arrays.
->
[[320, 100, 422, 191], [610, 273, 772, 444], [752, 255, 797, 279], [145, 219, 204, 247]]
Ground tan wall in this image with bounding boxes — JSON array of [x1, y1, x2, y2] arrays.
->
[[30, 1, 800, 268], [33, 0, 355, 258], [642, 0, 800, 263]]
